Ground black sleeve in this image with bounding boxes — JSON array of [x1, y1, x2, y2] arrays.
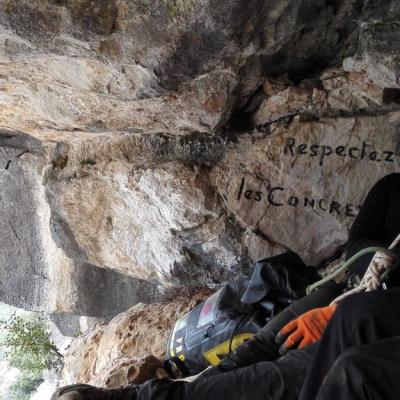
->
[[211, 282, 342, 373], [345, 174, 395, 275]]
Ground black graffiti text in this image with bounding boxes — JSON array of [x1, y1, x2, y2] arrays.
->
[[284, 137, 396, 167], [237, 179, 360, 218]]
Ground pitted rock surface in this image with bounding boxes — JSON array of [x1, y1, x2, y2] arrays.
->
[[61, 291, 210, 387]]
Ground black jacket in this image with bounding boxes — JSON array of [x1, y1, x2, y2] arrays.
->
[[346, 173, 400, 276]]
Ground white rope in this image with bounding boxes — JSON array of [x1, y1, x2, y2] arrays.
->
[[332, 233, 400, 304]]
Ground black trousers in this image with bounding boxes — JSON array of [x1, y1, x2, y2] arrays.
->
[[315, 337, 400, 400], [136, 283, 341, 400], [299, 287, 400, 400], [138, 346, 314, 400]]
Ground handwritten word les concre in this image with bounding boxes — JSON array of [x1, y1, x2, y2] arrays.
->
[[237, 178, 360, 218]]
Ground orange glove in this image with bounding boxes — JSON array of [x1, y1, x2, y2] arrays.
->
[[275, 303, 337, 355]]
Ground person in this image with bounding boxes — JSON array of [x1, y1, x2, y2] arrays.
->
[[298, 172, 400, 399], [299, 289, 400, 400], [51, 173, 400, 400]]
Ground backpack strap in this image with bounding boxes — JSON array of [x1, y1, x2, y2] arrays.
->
[[163, 357, 191, 379]]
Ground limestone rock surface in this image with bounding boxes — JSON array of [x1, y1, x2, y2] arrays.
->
[[61, 290, 210, 387], [212, 111, 400, 264], [0, 0, 400, 316]]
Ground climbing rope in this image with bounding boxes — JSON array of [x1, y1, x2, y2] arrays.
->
[[306, 233, 400, 304]]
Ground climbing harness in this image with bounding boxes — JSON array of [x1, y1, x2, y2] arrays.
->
[[306, 233, 400, 303]]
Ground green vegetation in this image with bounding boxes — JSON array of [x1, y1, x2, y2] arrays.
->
[[0, 313, 62, 400], [1, 313, 61, 371], [7, 372, 44, 400]]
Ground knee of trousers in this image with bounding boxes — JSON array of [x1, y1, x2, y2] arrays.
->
[[328, 347, 369, 385], [315, 347, 372, 400], [137, 379, 188, 400]]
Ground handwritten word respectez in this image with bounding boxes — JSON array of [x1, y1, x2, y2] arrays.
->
[[284, 137, 396, 167], [237, 178, 361, 218]]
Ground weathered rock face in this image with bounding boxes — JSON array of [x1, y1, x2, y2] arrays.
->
[[0, 0, 400, 315], [213, 110, 400, 264], [61, 291, 209, 387], [0, 0, 361, 90]]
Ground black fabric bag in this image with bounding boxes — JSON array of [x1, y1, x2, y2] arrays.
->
[[241, 252, 319, 310], [164, 252, 318, 378]]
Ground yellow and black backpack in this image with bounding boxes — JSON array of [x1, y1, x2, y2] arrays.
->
[[164, 252, 318, 378]]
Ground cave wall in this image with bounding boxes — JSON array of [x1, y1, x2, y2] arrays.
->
[[0, 0, 399, 316]]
